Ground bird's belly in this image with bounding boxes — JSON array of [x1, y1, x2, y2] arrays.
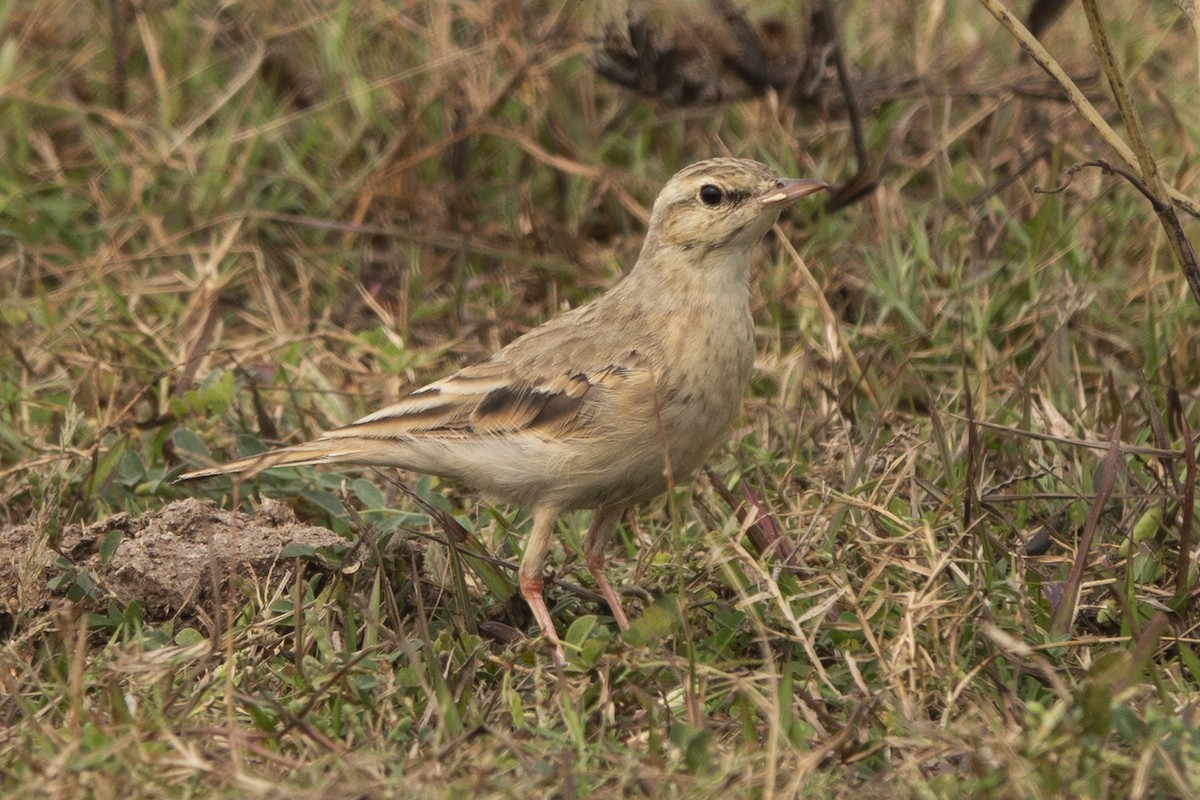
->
[[409, 397, 736, 513]]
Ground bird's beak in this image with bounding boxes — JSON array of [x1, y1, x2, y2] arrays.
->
[[759, 178, 830, 207]]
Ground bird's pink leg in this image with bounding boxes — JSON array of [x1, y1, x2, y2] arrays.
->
[[519, 509, 566, 665], [583, 505, 630, 630]]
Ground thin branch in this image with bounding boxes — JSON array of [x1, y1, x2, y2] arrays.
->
[[820, 0, 867, 172], [977, 0, 1200, 221], [1078, 0, 1200, 308], [1036, 159, 1166, 210]]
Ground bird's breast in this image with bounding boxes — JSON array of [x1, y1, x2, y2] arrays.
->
[[654, 298, 755, 476]]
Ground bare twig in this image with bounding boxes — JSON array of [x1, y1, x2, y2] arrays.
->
[[1078, 0, 1200, 308], [1036, 160, 1160, 206], [1036, 159, 1200, 306], [820, 0, 867, 174], [948, 414, 1186, 460], [976, 0, 1200, 221]]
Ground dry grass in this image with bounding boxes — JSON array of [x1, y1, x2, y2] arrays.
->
[[2, 0, 1199, 797]]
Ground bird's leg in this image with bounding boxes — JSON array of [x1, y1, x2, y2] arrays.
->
[[519, 509, 566, 665], [583, 505, 630, 630]]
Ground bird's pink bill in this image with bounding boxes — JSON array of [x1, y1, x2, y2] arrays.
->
[[759, 178, 830, 206]]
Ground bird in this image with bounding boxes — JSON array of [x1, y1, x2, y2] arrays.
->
[[179, 158, 827, 665]]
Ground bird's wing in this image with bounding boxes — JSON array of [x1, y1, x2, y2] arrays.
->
[[327, 356, 641, 442], [177, 342, 655, 481]]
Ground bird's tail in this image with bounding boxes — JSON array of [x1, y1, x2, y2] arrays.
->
[[176, 438, 374, 482]]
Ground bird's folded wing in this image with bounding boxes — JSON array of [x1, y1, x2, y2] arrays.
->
[[176, 355, 653, 481], [325, 359, 640, 442]]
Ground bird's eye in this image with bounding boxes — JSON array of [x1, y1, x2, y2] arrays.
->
[[699, 184, 724, 206]]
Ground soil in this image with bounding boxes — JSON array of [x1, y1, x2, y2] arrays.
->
[[0, 497, 350, 620]]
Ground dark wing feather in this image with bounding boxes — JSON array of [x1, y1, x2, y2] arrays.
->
[[325, 361, 633, 441]]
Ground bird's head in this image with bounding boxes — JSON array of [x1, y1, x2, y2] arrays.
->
[[645, 158, 828, 255]]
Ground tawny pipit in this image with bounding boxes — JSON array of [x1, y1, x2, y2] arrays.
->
[[180, 158, 827, 664]]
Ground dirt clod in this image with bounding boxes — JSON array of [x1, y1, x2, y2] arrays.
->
[[0, 498, 348, 620]]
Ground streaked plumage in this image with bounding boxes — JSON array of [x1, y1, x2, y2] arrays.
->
[[180, 158, 827, 665]]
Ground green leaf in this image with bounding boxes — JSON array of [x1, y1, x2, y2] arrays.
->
[[1117, 506, 1163, 557], [279, 543, 319, 559], [171, 428, 211, 464], [1078, 650, 1130, 738], [99, 528, 123, 567], [668, 722, 714, 773], [86, 439, 126, 499], [622, 595, 682, 648], [174, 628, 206, 646], [301, 488, 345, 518], [564, 614, 612, 669], [348, 477, 386, 511]]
